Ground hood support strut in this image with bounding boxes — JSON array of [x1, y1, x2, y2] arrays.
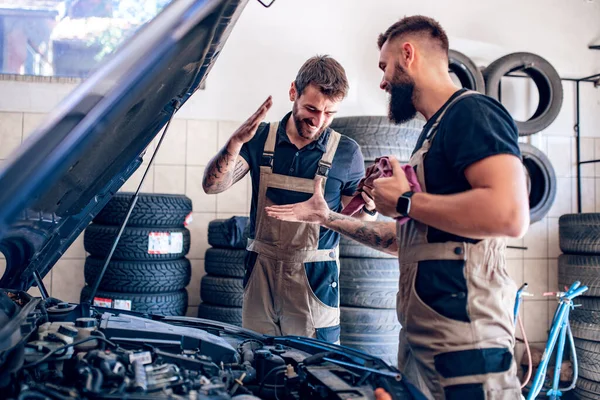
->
[[33, 271, 48, 299]]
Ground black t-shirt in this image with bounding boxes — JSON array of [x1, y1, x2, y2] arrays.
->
[[413, 88, 522, 243], [239, 112, 365, 249]]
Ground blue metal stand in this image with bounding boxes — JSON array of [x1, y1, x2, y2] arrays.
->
[[525, 281, 588, 399]]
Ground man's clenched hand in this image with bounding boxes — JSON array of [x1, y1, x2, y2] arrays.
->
[[264, 177, 329, 224], [365, 156, 410, 218]]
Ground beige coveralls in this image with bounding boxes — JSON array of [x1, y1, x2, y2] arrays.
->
[[397, 91, 523, 399], [242, 121, 343, 343]]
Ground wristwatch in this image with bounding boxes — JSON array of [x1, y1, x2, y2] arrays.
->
[[396, 191, 415, 217]]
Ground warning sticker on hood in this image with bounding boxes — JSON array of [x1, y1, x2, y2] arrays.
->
[[148, 231, 183, 254]]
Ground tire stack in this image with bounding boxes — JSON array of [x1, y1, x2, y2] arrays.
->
[[329, 116, 423, 367], [81, 193, 192, 316], [196, 216, 250, 326], [558, 214, 600, 399]]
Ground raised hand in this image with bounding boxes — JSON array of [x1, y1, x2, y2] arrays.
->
[[231, 96, 273, 145]]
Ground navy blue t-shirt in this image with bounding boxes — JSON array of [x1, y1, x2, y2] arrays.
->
[[413, 89, 521, 244], [239, 112, 365, 249]]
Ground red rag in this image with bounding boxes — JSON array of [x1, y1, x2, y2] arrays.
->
[[341, 156, 421, 225]]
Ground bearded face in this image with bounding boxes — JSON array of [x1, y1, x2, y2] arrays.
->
[[290, 84, 338, 141], [291, 101, 330, 140], [387, 63, 418, 124]]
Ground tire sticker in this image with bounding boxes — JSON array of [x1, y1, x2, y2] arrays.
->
[[93, 297, 112, 308], [114, 299, 132, 311], [92, 297, 131, 311], [148, 232, 183, 254], [184, 212, 193, 226]]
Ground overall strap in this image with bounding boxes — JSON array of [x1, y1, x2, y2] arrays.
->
[[316, 129, 341, 178], [426, 90, 479, 143], [260, 121, 279, 169]]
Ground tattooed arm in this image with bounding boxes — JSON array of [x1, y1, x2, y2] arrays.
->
[[323, 212, 397, 255], [202, 141, 250, 194], [202, 96, 272, 194], [264, 177, 398, 256]]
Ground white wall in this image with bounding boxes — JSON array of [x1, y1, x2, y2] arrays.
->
[[0, 0, 599, 375], [172, 0, 600, 121]]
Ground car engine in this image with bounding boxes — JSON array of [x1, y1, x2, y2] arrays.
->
[[0, 290, 416, 400]]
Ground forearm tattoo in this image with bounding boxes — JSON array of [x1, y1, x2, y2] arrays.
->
[[203, 147, 247, 193], [326, 213, 397, 252]]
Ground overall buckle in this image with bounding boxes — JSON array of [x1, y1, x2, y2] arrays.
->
[[261, 154, 274, 168], [316, 163, 330, 177]]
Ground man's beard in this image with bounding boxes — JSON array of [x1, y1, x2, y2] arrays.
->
[[292, 105, 328, 140], [388, 67, 418, 124]]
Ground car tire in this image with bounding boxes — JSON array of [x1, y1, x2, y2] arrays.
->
[[340, 307, 400, 366], [208, 217, 250, 249], [329, 116, 424, 163], [200, 276, 244, 307], [570, 297, 600, 341], [448, 49, 485, 93], [559, 213, 600, 255], [574, 376, 600, 398], [80, 286, 188, 316], [84, 224, 190, 261], [84, 257, 191, 293], [574, 338, 600, 382], [520, 143, 557, 224], [197, 303, 242, 326], [93, 193, 192, 228], [204, 248, 246, 278], [483, 52, 563, 136], [339, 258, 399, 309], [558, 254, 600, 296]]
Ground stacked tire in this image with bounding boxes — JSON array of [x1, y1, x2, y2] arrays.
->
[[559, 213, 600, 399], [196, 216, 250, 326], [81, 193, 192, 316], [329, 116, 420, 367]]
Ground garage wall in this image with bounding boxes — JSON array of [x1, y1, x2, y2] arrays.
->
[[0, 0, 599, 366]]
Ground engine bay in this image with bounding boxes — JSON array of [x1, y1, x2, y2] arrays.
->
[[0, 290, 418, 400]]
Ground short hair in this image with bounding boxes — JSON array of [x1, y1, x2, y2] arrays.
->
[[295, 55, 349, 100], [377, 15, 449, 55]]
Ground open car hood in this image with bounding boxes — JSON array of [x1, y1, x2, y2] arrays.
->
[[0, 0, 249, 290]]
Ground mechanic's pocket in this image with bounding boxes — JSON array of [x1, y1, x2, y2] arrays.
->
[[243, 251, 259, 290], [413, 259, 470, 323], [303, 261, 339, 309], [315, 324, 340, 343]]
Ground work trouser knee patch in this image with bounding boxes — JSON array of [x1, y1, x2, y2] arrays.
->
[[415, 260, 470, 322], [304, 261, 339, 308], [243, 251, 259, 289], [315, 324, 340, 343], [433, 347, 513, 379]]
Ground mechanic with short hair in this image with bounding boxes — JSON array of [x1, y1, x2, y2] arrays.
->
[[265, 16, 530, 399], [202, 55, 376, 344]]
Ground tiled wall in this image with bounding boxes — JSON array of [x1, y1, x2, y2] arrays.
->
[[1, 78, 600, 367], [0, 112, 250, 319]]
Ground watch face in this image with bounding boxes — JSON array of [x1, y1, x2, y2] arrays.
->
[[396, 196, 410, 215]]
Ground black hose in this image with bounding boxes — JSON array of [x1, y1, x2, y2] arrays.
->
[[17, 391, 48, 400], [257, 365, 287, 397]]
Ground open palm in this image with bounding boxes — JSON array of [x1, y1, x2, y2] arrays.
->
[[264, 178, 329, 224]]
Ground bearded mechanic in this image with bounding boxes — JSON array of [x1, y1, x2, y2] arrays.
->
[[202, 55, 377, 344], [266, 16, 530, 400]]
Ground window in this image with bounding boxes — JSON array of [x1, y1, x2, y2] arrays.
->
[[0, 0, 172, 78]]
